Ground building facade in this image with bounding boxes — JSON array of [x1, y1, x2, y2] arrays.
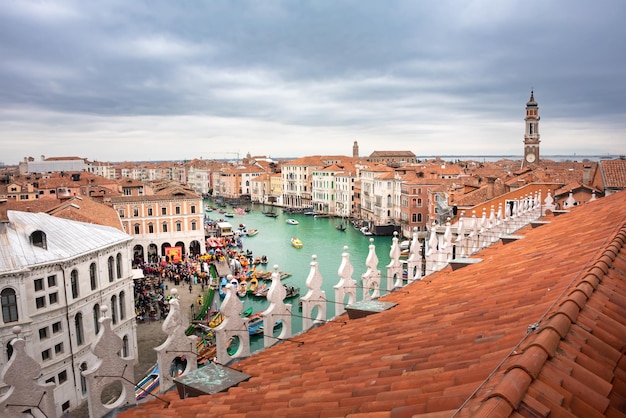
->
[[0, 205, 137, 416], [109, 182, 205, 262]]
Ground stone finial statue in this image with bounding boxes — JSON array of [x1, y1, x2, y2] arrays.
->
[[564, 191, 577, 208], [83, 305, 136, 418], [264, 264, 292, 348], [406, 227, 423, 281], [386, 232, 403, 290], [0, 326, 56, 418], [542, 190, 556, 216], [301, 255, 327, 331], [425, 220, 443, 274], [214, 277, 250, 365], [334, 246, 357, 316], [454, 212, 466, 258], [441, 219, 453, 263], [154, 288, 198, 393]]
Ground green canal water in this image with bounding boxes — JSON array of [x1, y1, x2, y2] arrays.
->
[[205, 201, 395, 353]]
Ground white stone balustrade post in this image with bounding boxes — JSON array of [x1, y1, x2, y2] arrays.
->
[[263, 265, 292, 348], [83, 305, 136, 418], [386, 233, 403, 291], [154, 288, 198, 393], [441, 219, 453, 264], [543, 190, 556, 216], [214, 278, 250, 365], [406, 227, 422, 281], [467, 210, 479, 254], [454, 212, 466, 259], [0, 326, 56, 418], [334, 246, 357, 316], [478, 208, 489, 251], [425, 221, 440, 275], [300, 255, 327, 331]]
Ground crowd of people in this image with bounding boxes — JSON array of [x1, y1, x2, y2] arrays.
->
[[132, 240, 260, 322]]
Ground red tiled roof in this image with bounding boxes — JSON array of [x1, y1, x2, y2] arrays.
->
[[600, 159, 626, 189], [119, 190, 626, 417]]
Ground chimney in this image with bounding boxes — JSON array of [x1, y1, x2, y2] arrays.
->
[[0, 199, 9, 223], [582, 165, 592, 185], [486, 177, 497, 200]]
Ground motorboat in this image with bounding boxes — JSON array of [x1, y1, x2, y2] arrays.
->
[[286, 218, 299, 225], [135, 364, 159, 401], [291, 237, 303, 248]]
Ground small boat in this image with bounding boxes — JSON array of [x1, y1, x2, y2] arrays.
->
[[241, 307, 253, 317], [314, 214, 330, 218], [224, 212, 235, 218], [247, 277, 258, 294], [286, 218, 299, 225], [336, 223, 346, 231], [247, 313, 283, 336], [284, 284, 300, 299], [260, 255, 268, 264], [247, 314, 263, 335], [264, 212, 278, 218], [209, 311, 224, 328], [291, 237, 303, 249], [246, 229, 259, 237], [135, 364, 160, 401], [304, 211, 315, 216], [219, 277, 228, 298], [253, 282, 269, 298], [238, 280, 248, 298]]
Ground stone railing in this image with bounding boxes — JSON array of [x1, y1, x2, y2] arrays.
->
[[0, 190, 549, 417]]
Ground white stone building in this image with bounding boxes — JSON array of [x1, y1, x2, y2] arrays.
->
[[0, 204, 137, 416]]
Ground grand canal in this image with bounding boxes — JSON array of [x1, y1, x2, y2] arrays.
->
[[205, 201, 395, 353]]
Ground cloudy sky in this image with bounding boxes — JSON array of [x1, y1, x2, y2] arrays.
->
[[1, 1, 625, 165]]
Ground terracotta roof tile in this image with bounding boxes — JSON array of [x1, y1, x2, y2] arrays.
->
[[119, 190, 626, 418]]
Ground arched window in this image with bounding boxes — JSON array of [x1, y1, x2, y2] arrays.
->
[[133, 206, 139, 217], [412, 213, 417, 223], [417, 198, 422, 207], [417, 213, 422, 222], [93, 304, 100, 335], [111, 295, 118, 325], [191, 220, 197, 231], [148, 223, 154, 233], [107, 256, 114, 282], [162, 222, 168, 233], [90, 263, 97, 291], [30, 230, 47, 249], [70, 269, 79, 298], [147, 206, 153, 216], [116, 253, 123, 279], [1, 288, 19, 323], [175, 221, 182, 232], [134, 224, 140, 234], [119, 291, 126, 320], [75, 313, 84, 345], [175, 205, 181, 215], [122, 335, 129, 357]]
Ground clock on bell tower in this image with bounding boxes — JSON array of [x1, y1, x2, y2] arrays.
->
[[522, 90, 541, 168]]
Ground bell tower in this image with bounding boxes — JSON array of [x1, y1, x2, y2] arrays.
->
[[353, 140, 359, 158], [522, 91, 540, 168]]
